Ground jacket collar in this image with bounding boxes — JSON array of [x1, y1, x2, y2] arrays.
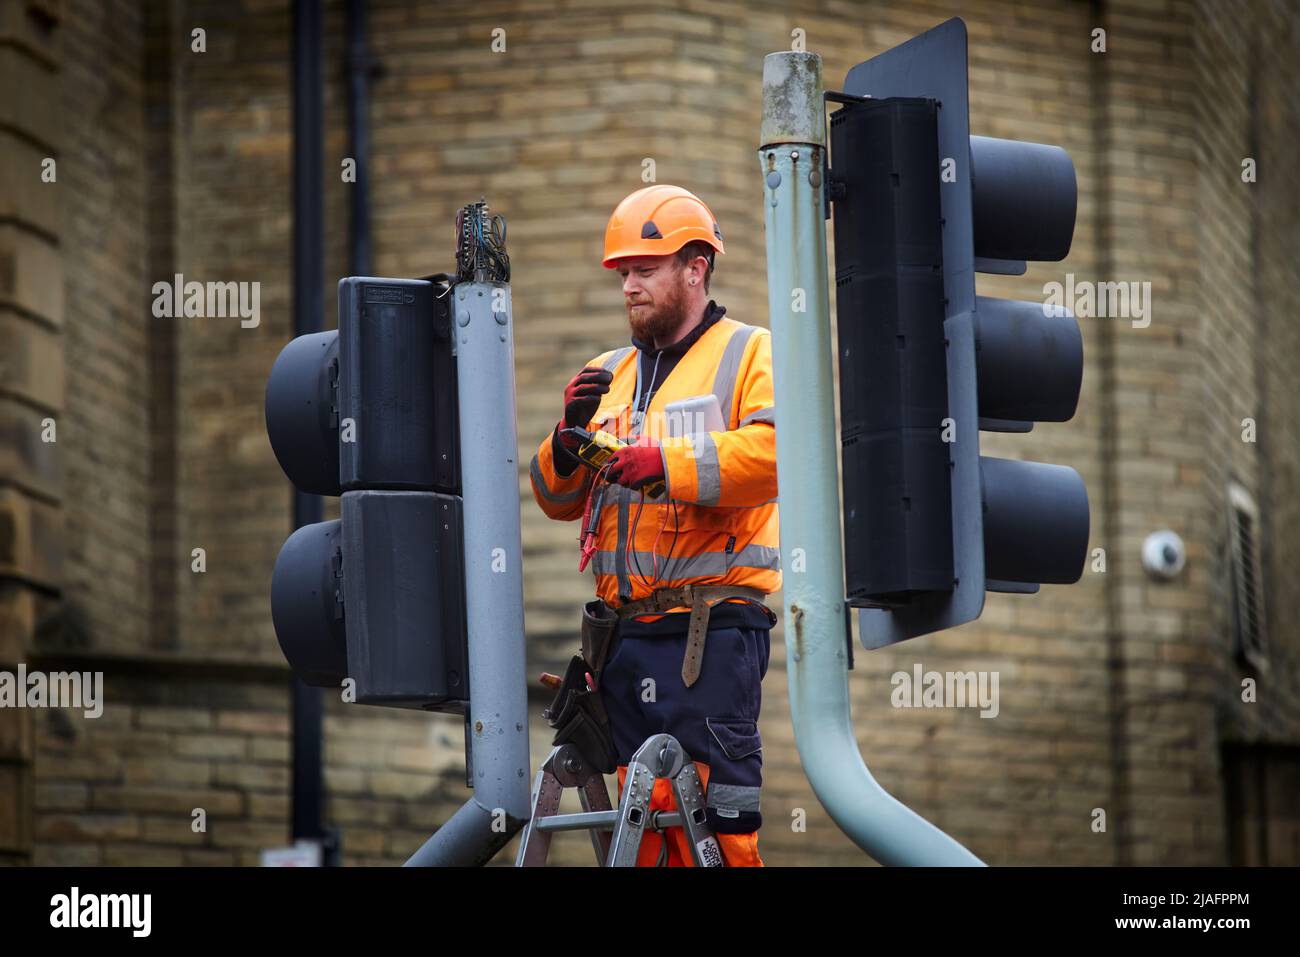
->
[[630, 300, 727, 358]]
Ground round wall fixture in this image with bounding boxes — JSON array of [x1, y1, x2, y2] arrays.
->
[[1142, 529, 1186, 581]]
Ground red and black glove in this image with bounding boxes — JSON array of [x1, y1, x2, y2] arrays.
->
[[604, 435, 664, 491], [558, 367, 613, 448], [553, 366, 613, 475]]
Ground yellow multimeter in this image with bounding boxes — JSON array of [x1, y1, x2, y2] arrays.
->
[[561, 427, 666, 499]]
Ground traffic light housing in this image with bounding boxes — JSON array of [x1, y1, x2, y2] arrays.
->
[[266, 276, 469, 710], [830, 18, 1090, 648]]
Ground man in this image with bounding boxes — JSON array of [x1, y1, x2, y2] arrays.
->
[[529, 184, 780, 867]]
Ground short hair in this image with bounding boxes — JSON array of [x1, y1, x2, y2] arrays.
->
[[674, 240, 716, 293]]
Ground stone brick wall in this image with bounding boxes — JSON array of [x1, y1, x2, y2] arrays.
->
[[1, 0, 65, 864], [31, 671, 472, 866], [1092, 0, 1238, 864], [1196, 0, 1300, 850], [1249, 0, 1300, 744], [5, 0, 1297, 867]]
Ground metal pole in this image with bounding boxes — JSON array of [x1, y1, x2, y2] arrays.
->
[[290, 0, 331, 863], [759, 51, 983, 866], [405, 281, 531, 865]]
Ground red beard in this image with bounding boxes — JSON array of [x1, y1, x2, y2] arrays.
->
[[627, 276, 688, 343]]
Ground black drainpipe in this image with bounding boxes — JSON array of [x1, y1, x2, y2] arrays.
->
[[347, 0, 374, 277], [290, 0, 333, 865]]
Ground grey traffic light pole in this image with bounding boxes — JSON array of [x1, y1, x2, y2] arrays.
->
[[405, 281, 532, 866], [759, 51, 983, 866]]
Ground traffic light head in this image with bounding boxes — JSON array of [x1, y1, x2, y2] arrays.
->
[[265, 277, 469, 710], [831, 18, 1090, 648]]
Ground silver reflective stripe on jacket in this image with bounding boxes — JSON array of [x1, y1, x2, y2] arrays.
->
[[590, 543, 781, 579], [615, 485, 632, 599], [692, 431, 722, 507], [710, 324, 760, 426], [602, 346, 634, 372], [530, 453, 585, 503]]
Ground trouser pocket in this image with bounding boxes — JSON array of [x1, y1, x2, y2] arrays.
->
[[704, 716, 763, 834]]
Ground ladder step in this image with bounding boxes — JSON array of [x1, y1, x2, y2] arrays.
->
[[535, 809, 687, 833], [535, 810, 617, 833]]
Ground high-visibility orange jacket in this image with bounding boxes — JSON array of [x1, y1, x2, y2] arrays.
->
[[530, 314, 780, 610]]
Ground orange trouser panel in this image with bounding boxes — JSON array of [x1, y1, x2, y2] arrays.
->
[[615, 762, 764, 867]]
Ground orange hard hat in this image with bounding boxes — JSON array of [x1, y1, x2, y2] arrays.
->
[[602, 185, 724, 268]]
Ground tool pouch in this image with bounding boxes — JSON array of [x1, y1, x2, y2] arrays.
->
[[580, 598, 620, 675], [544, 654, 617, 774]]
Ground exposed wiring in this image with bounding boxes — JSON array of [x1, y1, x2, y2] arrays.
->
[[628, 489, 679, 591], [626, 350, 673, 589], [426, 271, 455, 299], [456, 200, 511, 283]]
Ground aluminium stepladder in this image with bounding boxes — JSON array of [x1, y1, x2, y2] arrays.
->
[[515, 732, 726, 867]]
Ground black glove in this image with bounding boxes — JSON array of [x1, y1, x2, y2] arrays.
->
[[562, 366, 613, 434], [553, 366, 613, 476]]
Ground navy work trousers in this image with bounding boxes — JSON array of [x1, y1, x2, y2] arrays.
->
[[598, 616, 770, 835]]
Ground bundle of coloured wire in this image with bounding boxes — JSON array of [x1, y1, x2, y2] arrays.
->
[[455, 200, 511, 283]]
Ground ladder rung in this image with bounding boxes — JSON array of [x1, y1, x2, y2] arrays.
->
[[534, 810, 685, 833], [535, 810, 619, 833]]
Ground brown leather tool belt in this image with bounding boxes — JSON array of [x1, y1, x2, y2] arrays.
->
[[614, 584, 770, 688]]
